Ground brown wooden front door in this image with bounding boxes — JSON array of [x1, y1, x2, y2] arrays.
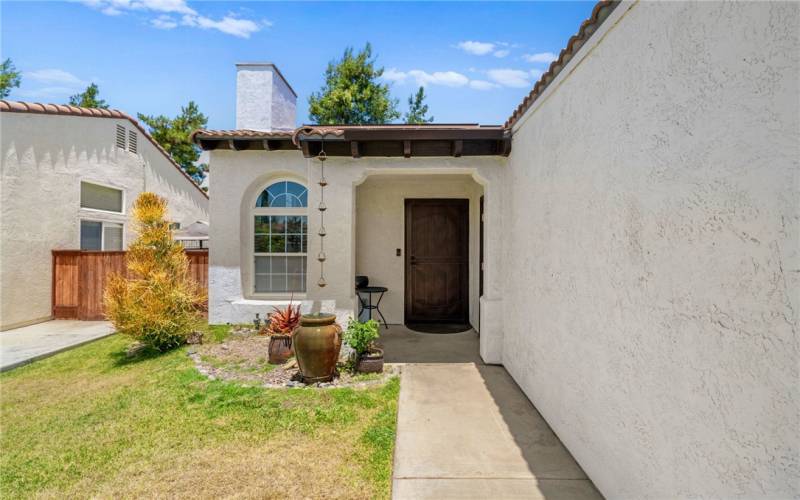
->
[[405, 199, 469, 324]]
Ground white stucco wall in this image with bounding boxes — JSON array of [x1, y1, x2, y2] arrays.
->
[[206, 150, 506, 360], [236, 64, 297, 131], [355, 174, 483, 326], [0, 112, 209, 330], [270, 72, 297, 131], [503, 1, 799, 498]]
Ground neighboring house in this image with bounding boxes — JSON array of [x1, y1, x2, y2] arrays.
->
[[192, 1, 798, 498], [0, 102, 209, 331]]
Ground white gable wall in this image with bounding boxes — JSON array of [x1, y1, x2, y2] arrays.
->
[[503, 1, 799, 497], [0, 112, 209, 330]]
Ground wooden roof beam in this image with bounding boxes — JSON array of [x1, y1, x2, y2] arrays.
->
[[451, 140, 463, 158], [300, 141, 312, 158]]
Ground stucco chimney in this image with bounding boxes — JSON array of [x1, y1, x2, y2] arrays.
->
[[235, 63, 297, 131]]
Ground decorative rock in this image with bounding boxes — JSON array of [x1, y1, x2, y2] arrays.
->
[[186, 331, 203, 345]]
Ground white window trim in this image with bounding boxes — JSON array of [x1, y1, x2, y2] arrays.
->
[[79, 179, 126, 215], [80, 219, 126, 251], [250, 179, 308, 298]]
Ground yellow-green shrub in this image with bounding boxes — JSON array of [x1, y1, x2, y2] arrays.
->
[[104, 192, 205, 351]]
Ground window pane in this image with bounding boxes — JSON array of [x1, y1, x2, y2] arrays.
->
[[286, 216, 303, 234], [286, 182, 307, 207], [270, 274, 288, 292], [255, 256, 270, 274], [271, 256, 287, 274], [270, 235, 286, 252], [255, 181, 308, 208], [254, 235, 270, 252], [286, 256, 305, 274], [81, 182, 123, 212], [266, 182, 285, 207], [286, 235, 302, 253], [255, 191, 270, 208], [254, 216, 270, 233], [254, 256, 306, 293], [254, 274, 269, 293], [287, 275, 303, 292], [80, 221, 102, 250], [270, 216, 286, 234], [103, 224, 123, 250]]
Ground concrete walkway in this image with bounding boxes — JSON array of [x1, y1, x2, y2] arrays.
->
[[383, 327, 602, 499], [0, 320, 114, 372]]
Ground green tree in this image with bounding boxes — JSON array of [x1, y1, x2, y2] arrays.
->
[[68, 83, 109, 109], [308, 43, 399, 124], [404, 86, 434, 124], [0, 58, 21, 98], [138, 102, 208, 184]]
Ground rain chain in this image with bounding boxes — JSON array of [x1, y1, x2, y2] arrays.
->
[[316, 139, 327, 288]]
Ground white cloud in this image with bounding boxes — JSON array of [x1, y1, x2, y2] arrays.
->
[[137, 0, 196, 15], [487, 68, 531, 88], [81, 0, 267, 38], [151, 14, 177, 29], [523, 52, 557, 64], [382, 68, 408, 83], [81, 0, 196, 15], [407, 70, 469, 88], [24, 69, 86, 86], [529, 68, 544, 80], [493, 49, 510, 58], [456, 41, 495, 56], [181, 14, 260, 38], [383, 67, 533, 92], [16, 86, 80, 100], [469, 80, 499, 91]]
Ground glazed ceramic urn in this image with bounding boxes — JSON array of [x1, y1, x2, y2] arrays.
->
[[293, 313, 342, 383]]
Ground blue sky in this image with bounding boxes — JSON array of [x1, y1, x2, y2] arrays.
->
[[2, 1, 594, 129]]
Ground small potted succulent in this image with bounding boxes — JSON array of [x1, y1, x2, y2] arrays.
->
[[343, 318, 383, 373], [261, 300, 301, 364]]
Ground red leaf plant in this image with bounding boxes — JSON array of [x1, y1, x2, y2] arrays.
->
[[263, 297, 301, 337]]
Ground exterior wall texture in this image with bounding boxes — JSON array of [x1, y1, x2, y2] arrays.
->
[[503, 2, 799, 498], [0, 112, 209, 330]]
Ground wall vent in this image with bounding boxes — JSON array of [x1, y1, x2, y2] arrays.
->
[[128, 129, 138, 154], [115, 124, 126, 149]]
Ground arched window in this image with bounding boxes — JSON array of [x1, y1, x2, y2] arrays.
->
[[253, 181, 308, 293]]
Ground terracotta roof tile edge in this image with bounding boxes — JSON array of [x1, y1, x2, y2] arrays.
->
[[1, 100, 208, 199], [504, 0, 620, 129]]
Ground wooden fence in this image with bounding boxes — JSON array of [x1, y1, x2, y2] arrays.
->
[[52, 249, 208, 320]]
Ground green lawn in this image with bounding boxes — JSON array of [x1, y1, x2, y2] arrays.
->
[[0, 330, 399, 499]]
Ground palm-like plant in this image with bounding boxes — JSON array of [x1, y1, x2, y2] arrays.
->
[[263, 299, 301, 336]]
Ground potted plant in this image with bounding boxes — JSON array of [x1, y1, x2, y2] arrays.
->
[[343, 319, 383, 374], [261, 300, 301, 364]]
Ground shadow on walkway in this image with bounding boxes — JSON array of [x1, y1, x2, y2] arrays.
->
[[382, 325, 603, 500]]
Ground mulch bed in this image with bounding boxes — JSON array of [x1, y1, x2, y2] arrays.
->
[[188, 327, 399, 389]]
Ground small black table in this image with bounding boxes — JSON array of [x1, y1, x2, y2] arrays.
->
[[356, 286, 389, 329]]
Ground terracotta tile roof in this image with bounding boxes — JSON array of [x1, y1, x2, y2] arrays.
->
[[0, 100, 208, 198], [190, 129, 295, 141], [504, 0, 620, 128], [191, 123, 502, 142]]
